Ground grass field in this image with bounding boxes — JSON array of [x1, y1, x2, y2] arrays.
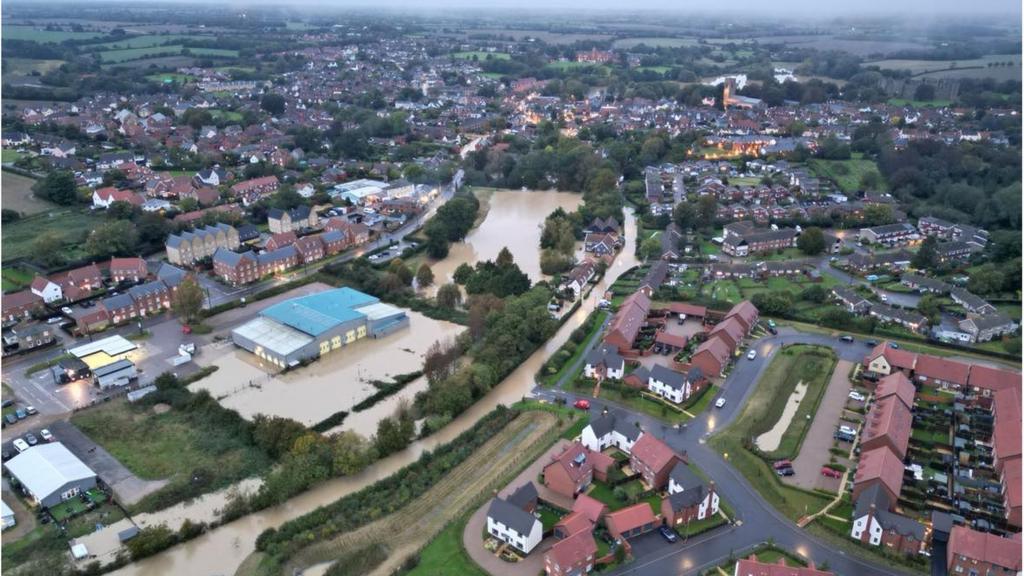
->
[[613, 37, 701, 48], [91, 34, 192, 50], [146, 73, 196, 84], [864, 54, 1021, 77], [2, 58, 66, 76], [2, 266, 35, 293], [808, 157, 887, 193], [99, 45, 237, 63], [754, 346, 837, 460], [405, 519, 487, 576], [636, 66, 671, 74], [709, 345, 836, 522], [887, 98, 953, 108], [451, 51, 510, 60], [1, 171, 56, 216], [2, 149, 25, 163], [209, 109, 244, 122], [545, 61, 607, 71], [2, 25, 106, 42], [1, 209, 102, 261]]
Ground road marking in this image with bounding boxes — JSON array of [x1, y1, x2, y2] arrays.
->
[[31, 380, 70, 412]]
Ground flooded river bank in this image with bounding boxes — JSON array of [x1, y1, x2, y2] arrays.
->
[[112, 205, 638, 576]]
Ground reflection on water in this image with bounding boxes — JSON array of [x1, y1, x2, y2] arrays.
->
[[113, 207, 638, 576]]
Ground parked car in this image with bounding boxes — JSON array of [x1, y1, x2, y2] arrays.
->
[[776, 467, 794, 477], [839, 425, 857, 436], [40, 429, 53, 442], [767, 325, 777, 335], [14, 409, 26, 420], [25, 406, 37, 415], [747, 349, 757, 360], [889, 342, 900, 349], [658, 526, 679, 543], [181, 325, 192, 335], [24, 433, 38, 446], [821, 467, 842, 479], [848, 391, 866, 402], [46, 317, 63, 324], [865, 340, 878, 347], [61, 306, 73, 315], [880, 294, 888, 303], [866, 275, 879, 282], [773, 460, 793, 470], [715, 397, 727, 409], [839, 335, 854, 343], [573, 399, 590, 410], [834, 432, 855, 442], [12, 439, 29, 453], [1, 449, 10, 461], [4, 414, 16, 426]]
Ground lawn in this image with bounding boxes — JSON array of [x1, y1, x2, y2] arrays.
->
[[754, 345, 838, 460], [209, 109, 244, 122], [1, 209, 104, 262], [451, 51, 510, 60], [71, 397, 271, 511], [2, 149, 24, 163], [887, 98, 953, 108], [2, 25, 106, 42], [586, 480, 658, 514], [146, 73, 196, 84], [708, 345, 837, 522], [2, 265, 35, 292], [572, 378, 691, 425], [911, 428, 950, 445], [808, 157, 887, 193], [538, 505, 565, 531], [406, 519, 487, 576], [706, 280, 742, 305], [636, 66, 671, 74]]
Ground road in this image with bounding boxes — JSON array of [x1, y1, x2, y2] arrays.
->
[[533, 326, 918, 576]]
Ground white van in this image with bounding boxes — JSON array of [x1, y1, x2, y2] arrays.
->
[[12, 439, 29, 453]]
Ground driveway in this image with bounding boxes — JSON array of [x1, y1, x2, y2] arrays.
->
[[1, 478, 36, 541], [785, 360, 854, 490], [47, 420, 168, 506], [463, 439, 576, 576]]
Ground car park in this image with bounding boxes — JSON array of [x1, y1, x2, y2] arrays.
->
[[12, 439, 29, 453], [658, 526, 679, 543], [747, 349, 757, 360], [24, 433, 38, 446], [715, 397, 727, 409]]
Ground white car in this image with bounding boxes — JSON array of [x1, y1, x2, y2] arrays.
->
[[715, 398, 727, 409], [839, 425, 857, 436], [61, 306, 73, 315], [848, 391, 866, 402], [747, 349, 757, 360], [12, 439, 29, 453], [40, 429, 54, 442]]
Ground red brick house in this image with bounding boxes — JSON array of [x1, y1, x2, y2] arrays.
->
[[863, 342, 918, 376], [64, 263, 103, 291], [912, 354, 970, 390], [604, 503, 657, 541], [127, 281, 172, 316], [852, 446, 904, 506], [542, 442, 612, 499], [319, 230, 348, 255], [734, 556, 834, 576], [109, 257, 149, 283], [294, 235, 325, 263], [75, 308, 111, 333], [860, 395, 913, 460], [707, 316, 746, 349], [212, 249, 260, 286], [2, 290, 43, 322], [947, 526, 1022, 576], [266, 231, 297, 251], [873, 373, 915, 409], [544, 527, 598, 576], [992, 386, 1021, 528], [629, 434, 684, 489], [724, 300, 759, 334], [690, 336, 732, 378], [552, 511, 592, 540], [603, 292, 651, 353], [98, 293, 138, 325], [231, 175, 280, 205]]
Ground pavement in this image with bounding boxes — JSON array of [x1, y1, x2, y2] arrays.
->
[[532, 326, 922, 576], [785, 359, 854, 491]]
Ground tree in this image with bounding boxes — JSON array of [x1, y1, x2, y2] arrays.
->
[[172, 276, 205, 324], [260, 93, 286, 115], [452, 263, 474, 284], [496, 246, 514, 267], [415, 264, 434, 288], [640, 236, 662, 260], [373, 405, 415, 457], [696, 196, 717, 230], [917, 294, 942, 324], [912, 236, 939, 270], [33, 171, 77, 205], [85, 220, 138, 258], [33, 233, 65, 268], [914, 83, 936, 102], [436, 283, 462, 309], [796, 227, 826, 255], [672, 201, 697, 231], [387, 258, 414, 285], [126, 525, 177, 561], [967, 263, 1004, 296]]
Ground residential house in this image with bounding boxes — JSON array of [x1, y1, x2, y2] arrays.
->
[[859, 223, 918, 247], [30, 277, 63, 304], [899, 274, 949, 294], [193, 166, 228, 187], [707, 316, 747, 349], [3, 324, 56, 353], [165, 224, 241, 266], [580, 411, 643, 455], [99, 293, 138, 325], [959, 314, 1018, 343], [584, 344, 625, 380], [831, 286, 871, 314], [950, 288, 997, 315], [916, 216, 954, 239], [266, 231, 298, 251], [690, 336, 732, 378], [231, 175, 280, 205], [604, 503, 658, 541], [850, 485, 925, 555], [638, 261, 669, 296], [952, 224, 989, 251], [294, 235, 325, 263], [863, 342, 918, 376], [212, 249, 260, 286], [507, 483, 538, 514], [603, 292, 651, 353], [2, 291, 43, 323], [868, 303, 927, 332], [486, 497, 543, 555], [545, 528, 598, 576], [268, 205, 319, 234], [561, 259, 596, 300], [851, 446, 905, 506], [92, 187, 143, 209], [721, 227, 798, 257], [946, 526, 1022, 576], [648, 364, 703, 404], [257, 245, 299, 275], [109, 257, 149, 283], [64, 264, 103, 292], [543, 442, 612, 499], [935, 241, 972, 264], [913, 356, 970, 390], [733, 556, 834, 576], [628, 434, 684, 489], [860, 394, 913, 460], [846, 251, 913, 273], [662, 462, 719, 526], [584, 233, 617, 256], [320, 230, 348, 255], [127, 281, 172, 317], [724, 300, 759, 334]]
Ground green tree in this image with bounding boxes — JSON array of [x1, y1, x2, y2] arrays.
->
[[415, 263, 434, 288], [85, 220, 138, 258], [696, 196, 717, 230], [32, 233, 65, 268], [388, 258, 413, 285], [796, 227, 826, 255], [640, 236, 662, 260], [496, 246, 514, 267], [917, 294, 943, 324], [260, 93, 286, 115], [32, 170, 78, 205], [172, 276, 205, 324], [126, 525, 177, 561], [967, 263, 1004, 296], [452, 263, 474, 285], [912, 236, 938, 270], [672, 201, 698, 231], [436, 283, 462, 309]]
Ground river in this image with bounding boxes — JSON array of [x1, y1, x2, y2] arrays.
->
[[112, 205, 638, 576]]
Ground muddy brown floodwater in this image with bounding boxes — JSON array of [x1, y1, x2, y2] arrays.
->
[[112, 206, 638, 576]]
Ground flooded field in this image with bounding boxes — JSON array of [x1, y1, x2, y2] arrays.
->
[[112, 208, 637, 576], [428, 188, 583, 292], [191, 311, 464, 427]]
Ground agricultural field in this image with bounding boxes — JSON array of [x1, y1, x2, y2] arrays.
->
[[864, 54, 1021, 80], [98, 45, 238, 63], [100, 55, 197, 70], [450, 50, 510, 60], [749, 34, 927, 56], [612, 36, 701, 48], [1, 58, 67, 76], [1, 171, 56, 215], [887, 98, 954, 108], [1, 209, 103, 262], [145, 73, 196, 84], [808, 156, 887, 193], [459, 28, 613, 44], [1, 25, 107, 42], [90, 34, 193, 50]]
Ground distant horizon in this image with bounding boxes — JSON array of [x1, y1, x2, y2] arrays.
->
[[3, 0, 1022, 19]]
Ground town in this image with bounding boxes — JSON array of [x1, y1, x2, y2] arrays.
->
[[0, 3, 1020, 576]]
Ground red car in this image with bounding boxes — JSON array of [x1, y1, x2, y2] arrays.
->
[[573, 399, 590, 410], [820, 467, 842, 479], [772, 460, 793, 470], [181, 325, 192, 335]]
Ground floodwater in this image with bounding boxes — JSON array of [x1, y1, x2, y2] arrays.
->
[[112, 207, 638, 576], [190, 311, 464, 427], [427, 189, 584, 293]]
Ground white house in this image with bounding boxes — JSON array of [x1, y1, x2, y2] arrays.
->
[[30, 277, 63, 303], [580, 411, 643, 454], [583, 344, 624, 380], [647, 364, 691, 404], [486, 498, 543, 554], [666, 463, 720, 522]]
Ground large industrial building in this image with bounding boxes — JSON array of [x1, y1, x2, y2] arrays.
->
[[230, 287, 409, 367]]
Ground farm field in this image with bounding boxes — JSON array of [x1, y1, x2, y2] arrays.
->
[[1, 25, 106, 42], [864, 54, 1021, 80], [1, 209, 103, 261], [450, 50, 510, 60], [98, 45, 238, 63], [146, 73, 196, 84], [888, 98, 954, 108], [749, 34, 926, 56], [613, 36, 701, 48], [2, 58, 67, 76], [100, 55, 196, 69], [1, 171, 56, 215], [90, 34, 193, 50], [459, 28, 613, 44]]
